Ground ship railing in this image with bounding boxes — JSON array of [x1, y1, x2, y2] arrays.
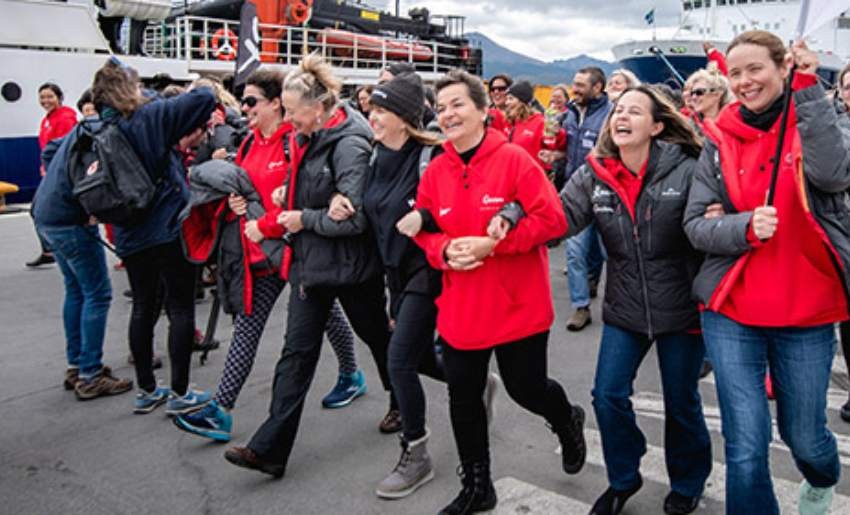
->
[[143, 15, 469, 75]]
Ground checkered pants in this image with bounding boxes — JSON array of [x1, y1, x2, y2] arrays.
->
[[214, 274, 357, 409]]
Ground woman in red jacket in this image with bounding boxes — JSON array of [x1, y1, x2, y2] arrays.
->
[[683, 33, 849, 514], [173, 69, 362, 442], [27, 82, 79, 268], [505, 80, 565, 176], [410, 69, 586, 515]]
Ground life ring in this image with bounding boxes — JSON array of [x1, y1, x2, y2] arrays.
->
[[286, 0, 311, 25], [211, 28, 238, 61]]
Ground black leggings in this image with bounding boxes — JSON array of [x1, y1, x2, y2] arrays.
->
[[442, 331, 573, 464], [388, 292, 445, 441], [841, 322, 850, 386], [124, 240, 196, 395], [248, 273, 393, 468]]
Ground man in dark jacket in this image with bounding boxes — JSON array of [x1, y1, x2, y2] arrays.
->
[[561, 67, 612, 331], [32, 120, 134, 400]]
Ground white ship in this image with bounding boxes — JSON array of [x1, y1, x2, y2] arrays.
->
[[612, 0, 849, 87], [0, 0, 479, 202]]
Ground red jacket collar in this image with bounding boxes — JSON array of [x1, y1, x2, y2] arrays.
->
[[440, 128, 508, 168]]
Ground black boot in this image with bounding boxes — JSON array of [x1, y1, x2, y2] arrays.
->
[[551, 405, 587, 474], [438, 461, 497, 515]]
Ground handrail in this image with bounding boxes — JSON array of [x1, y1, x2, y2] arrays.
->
[[144, 15, 469, 75]]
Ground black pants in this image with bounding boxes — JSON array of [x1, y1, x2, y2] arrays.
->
[[841, 321, 850, 389], [248, 273, 393, 467], [442, 331, 573, 464], [388, 292, 445, 441], [124, 240, 196, 395]]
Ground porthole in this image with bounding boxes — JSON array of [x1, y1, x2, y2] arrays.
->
[[1, 82, 22, 102]]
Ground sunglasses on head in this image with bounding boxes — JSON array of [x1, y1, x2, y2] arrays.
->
[[490, 86, 508, 93], [690, 87, 717, 97], [241, 96, 264, 107]]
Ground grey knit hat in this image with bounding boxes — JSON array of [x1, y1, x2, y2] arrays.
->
[[508, 80, 534, 105], [370, 73, 425, 128]]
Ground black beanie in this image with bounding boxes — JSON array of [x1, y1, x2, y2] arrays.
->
[[508, 80, 534, 105], [370, 73, 425, 128], [386, 61, 416, 78]]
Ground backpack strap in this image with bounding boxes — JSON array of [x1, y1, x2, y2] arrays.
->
[[418, 145, 434, 178]]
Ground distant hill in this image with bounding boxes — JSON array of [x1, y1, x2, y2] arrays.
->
[[466, 32, 617, 85]]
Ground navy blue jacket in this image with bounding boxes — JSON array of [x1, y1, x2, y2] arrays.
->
[[111, 89, 216, 257], [561, 94, 612, 180], [32, 120, 95, 227]]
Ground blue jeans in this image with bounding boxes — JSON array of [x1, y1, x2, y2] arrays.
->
[[37, 224, 112, 380], [566, 224, 605, 308], [592, 324, 711, 496], [701, 311, 841, 515]]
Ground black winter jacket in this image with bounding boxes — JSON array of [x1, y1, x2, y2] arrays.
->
[[561, 141, 702, 337], [288, 103, 382, 287]]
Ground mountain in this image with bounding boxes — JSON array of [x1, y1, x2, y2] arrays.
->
[[466, 32, 617, 85]]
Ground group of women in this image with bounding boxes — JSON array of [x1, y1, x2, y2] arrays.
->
[[34, 29, 850, 515]]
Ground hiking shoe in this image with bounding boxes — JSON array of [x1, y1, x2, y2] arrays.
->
[[75, 367, 133, 400], [174, 400, 232, 442], [841, 395, 850, 423], [380, 408, 402, 434], [224, 447, 284, 478], [376, 429, 434, 499], [566, 307, 591, 331], [438, 461, 497, 515], [663, 491, 700, 514], [64, 367, 79, 390], [321, 369, 367, 408], [590, 478, 643, 515], [552, 405, 586, 474], [483, 372, 502, 427], [799, 480, 833, 515], [25, 253, 55, 268], [165, 388, 212, 416], [134, 385, 170, 414]]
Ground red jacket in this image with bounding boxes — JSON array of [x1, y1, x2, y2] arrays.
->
[[413, 129, 567, 349], [508, 112, 566, 171], [702, 73, 847, 326], [488, 108, 510, 136], [38, 105, 77, 150]]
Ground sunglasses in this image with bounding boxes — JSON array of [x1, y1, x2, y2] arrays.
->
[[689, 87, 717, 97], [490, 86, 508, 93], [241, 96, 266, 107]]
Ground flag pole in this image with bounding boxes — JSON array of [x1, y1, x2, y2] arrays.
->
[[765, 58, 797, 207]]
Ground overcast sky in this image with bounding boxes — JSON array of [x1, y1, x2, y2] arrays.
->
[[392, 0, 684, 61]]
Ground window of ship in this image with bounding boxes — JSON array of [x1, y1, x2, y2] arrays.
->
[[718, 0, 726, 5], [1, 82, 22, 103], [694, 0, 702, 8], [683, 1, 692, 10]]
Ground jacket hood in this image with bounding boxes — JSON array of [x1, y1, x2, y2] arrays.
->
[[306, 102, 373, 156], [569, 93, 610, 119], [589, 140, 689, 188], [714, 100, 786, 142]]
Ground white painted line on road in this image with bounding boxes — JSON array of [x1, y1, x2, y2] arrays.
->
[[493, 476, 590, 514], [555, 420, 850, 513]]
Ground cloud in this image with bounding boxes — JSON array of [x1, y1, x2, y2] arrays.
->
[[396, 0, 683, 61]]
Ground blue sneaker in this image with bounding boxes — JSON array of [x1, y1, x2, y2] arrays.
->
[[134, 385, 170, 414], [165, 388, 212, 416], [321, 369, 367, 408], [173, 400, 233, 442]]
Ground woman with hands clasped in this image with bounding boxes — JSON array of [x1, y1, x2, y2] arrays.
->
[[683, 33, 850, 514], [397, 69, 587, 515]]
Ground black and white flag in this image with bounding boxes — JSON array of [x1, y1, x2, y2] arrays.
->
[[235, 0, 261, 86]]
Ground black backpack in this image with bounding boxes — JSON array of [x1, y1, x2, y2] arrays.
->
[[68, 122, 163, 225]]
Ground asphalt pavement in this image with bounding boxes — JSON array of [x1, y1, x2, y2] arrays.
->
[[1, 210, 849, 514]]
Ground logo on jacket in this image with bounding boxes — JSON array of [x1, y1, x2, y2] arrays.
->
[[482, 194, 505, 205], [407, 198, 416, 208], [439, 207, 452, 217], [661, 187, 681, 198], [86, 161, 100, 176], [269, 161, 285, 169], [592, 185, 613, 200]]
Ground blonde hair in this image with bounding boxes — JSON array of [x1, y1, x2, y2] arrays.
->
[[684, 67, 732, 107], [192, 77, 240, 110], [608, 69, 641, 89], [506, 101, 535, 124], [284, 52, 341, 110], [406, 125, 443, 147]]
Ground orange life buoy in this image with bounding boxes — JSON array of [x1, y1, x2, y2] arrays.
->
[[211, 28, 238, 61], [286, 0, 311, 25]]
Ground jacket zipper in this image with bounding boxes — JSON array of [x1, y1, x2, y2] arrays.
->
[[632, 216, 654, 340]]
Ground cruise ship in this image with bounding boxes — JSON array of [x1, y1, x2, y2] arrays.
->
[[0, 0, 480, 203], [612, 0, 849, 87]]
